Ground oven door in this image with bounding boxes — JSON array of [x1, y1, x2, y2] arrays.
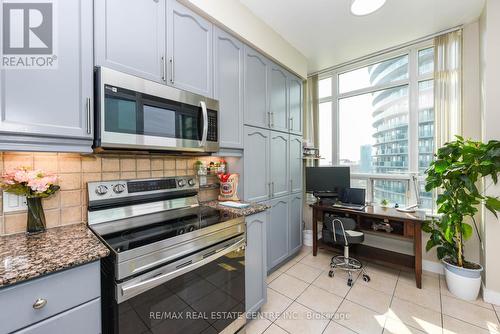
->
[[113, 235, 246, 334], [95, 67, 219, 153]]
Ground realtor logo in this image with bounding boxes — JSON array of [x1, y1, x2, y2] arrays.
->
[[2, 1, 57, 68]]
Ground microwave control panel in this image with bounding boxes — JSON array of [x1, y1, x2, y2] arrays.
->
[[207, 110, 218, 142]]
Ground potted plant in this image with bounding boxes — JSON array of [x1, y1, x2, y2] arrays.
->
[[423, 137, 500, 301], [0, 167, 60, 234], [380, 198, 390, 208]]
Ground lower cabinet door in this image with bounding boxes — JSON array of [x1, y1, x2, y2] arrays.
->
[[15, 298, 101, 334], [289, 193, 303, 254], [245, 211, 268, 313], [267, 197, 289, 270]]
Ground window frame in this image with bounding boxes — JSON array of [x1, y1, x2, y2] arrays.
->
[[317, 41, 435, 208]]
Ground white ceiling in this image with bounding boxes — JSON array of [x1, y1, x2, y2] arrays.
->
[[239, 0, 485, 74]]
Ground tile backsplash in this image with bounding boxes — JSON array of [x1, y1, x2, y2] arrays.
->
[[0, 152, 219, 236]]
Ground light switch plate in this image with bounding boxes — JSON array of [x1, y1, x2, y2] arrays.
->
[[3, 193, 27, 212]]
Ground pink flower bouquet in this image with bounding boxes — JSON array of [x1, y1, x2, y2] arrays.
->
[[0, 166, 60, 198]]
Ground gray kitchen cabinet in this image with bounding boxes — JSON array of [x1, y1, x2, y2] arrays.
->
[[15, 299, 101, 334], [288, 74, 303, 135], [269, 65, 289, 132], [244, 126, 270, 202], [167, 0, 213, 97], [270, 131, 289, 198], [0, 0, 94, 153], [213, 27, 244, 149], [244, 46, 270, 129], [289, 193, 303, 255], [289, 135, 303, 193], [94, 0, 166, 83], [0, 261, 101, 333], [267, 197, 290, 269], [245, 211, 268, 313]]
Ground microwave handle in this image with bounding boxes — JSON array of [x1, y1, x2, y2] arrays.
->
[[200, 101, 208, 148]]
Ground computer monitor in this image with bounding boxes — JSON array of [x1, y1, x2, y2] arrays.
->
[[305, 166, 350, 195]]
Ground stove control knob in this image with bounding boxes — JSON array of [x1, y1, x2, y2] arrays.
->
[[187, 178, 196, 187], [177, 179, 186, 187], [95, 185, 108, 195], [113, 183, 126, 194]]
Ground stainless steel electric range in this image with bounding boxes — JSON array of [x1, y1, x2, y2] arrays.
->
[[87, 176, 246, 334]]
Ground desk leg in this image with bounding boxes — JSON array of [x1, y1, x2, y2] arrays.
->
[[313, 208, 318, 256], [414, 223, 422, 289]]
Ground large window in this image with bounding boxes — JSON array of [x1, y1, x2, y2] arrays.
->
[[318, 44, 435, 210]]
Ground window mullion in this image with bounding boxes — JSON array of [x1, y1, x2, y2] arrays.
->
[[409, 47, 419, 175]]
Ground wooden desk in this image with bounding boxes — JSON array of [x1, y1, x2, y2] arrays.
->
[[311, 203, 427, 289]]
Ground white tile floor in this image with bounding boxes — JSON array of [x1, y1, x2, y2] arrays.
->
[[242, 246, 500, 334]]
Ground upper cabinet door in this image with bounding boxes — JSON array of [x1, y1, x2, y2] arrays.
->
[[288, 75, 303, 135], [94, 0, 166, 83], [270, 131, 289, 198], [289, 135, 303, 193], [269, 65, 288, 132], [244, 127, 270, 202], [244, 46, 269, 129], [213, 27, 244, 149], [167, 0, 212, 97], [0, 0, 94, 147]]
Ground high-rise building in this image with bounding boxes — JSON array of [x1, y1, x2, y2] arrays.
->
[[368, 53, 434, 207]]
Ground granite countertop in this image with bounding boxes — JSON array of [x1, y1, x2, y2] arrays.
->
[[202, 200, 270, 216], [0, 223, 109, 289]]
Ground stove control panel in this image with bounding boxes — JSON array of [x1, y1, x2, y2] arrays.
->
[[87, 176, 198, 202]]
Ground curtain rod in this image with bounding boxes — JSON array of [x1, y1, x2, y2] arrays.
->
[[308, 25, 463, 77]]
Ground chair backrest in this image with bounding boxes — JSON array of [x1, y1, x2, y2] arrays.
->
[[325, 216, 357, 233]]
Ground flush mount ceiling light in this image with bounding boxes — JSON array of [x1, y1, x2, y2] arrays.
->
[[350, 0, 386, 16]]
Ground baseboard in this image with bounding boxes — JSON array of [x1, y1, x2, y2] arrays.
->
[[482, 282, 500, 306], [423, 260, 444, 275]]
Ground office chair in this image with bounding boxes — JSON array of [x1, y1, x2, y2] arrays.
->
[[322, 214, 370, 286]]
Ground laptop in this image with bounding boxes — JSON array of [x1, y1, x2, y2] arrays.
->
[[332, 188, 366, 210]]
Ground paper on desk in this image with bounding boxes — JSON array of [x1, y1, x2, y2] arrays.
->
[[219, 201, 250, 209]]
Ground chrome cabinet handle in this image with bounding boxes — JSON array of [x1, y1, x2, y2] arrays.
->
[[267, 112, 272, 127], [86, 97, 91, 134], [268, 182, 272, 197], [33, 298, 47, 309], [200, 101, 208, 147], [169, 57, 174, 84], [161, 56, 166, 81], [271, 182, 275, 195], [271, 112, 274, 127], [289, 117, 293, 130]]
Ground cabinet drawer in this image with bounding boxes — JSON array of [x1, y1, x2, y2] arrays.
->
[[0, 261, 100, 333], [15, 298, 101, 334]]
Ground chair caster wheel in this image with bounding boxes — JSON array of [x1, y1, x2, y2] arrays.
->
[[362, 274, 371, 282], [347, 278, 353, 287], [328, 270, 334, 277]]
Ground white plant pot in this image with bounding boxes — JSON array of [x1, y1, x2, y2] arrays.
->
[[443, 259, 483, 301]]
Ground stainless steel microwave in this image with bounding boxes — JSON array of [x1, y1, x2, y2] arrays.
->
[[94, 67, 219, 153]]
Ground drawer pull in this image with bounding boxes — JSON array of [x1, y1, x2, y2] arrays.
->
[[33, 298, 47, 309]]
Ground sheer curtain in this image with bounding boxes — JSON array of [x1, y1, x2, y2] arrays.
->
[[434, 30, 463, 148], [304, 74, 319, 148]]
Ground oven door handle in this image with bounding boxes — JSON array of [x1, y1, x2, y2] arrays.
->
[[200, 100, 208, 148], [120, 237, 245, 301]]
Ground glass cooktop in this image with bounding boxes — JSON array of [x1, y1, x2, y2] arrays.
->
[[102, 207, 237, 253]]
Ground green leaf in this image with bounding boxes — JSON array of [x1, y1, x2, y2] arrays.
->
[[437, 247, 448, 260], [486, 196, 500, 211], [461, 223, 473, 240], [426, 239, 437, 252], [434, 160, 448, 173]]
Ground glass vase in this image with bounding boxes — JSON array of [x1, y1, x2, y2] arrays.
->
[[26, 197, 46, 234]]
